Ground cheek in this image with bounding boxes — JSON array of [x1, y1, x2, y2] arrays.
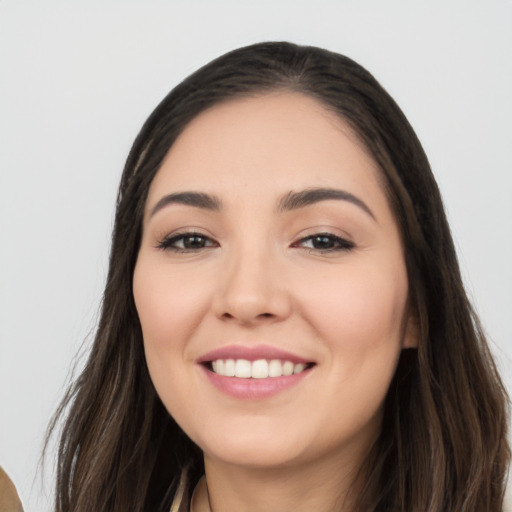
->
[[295, 262, 408, 439], [132, 259, 216, 415], [309, 259, 405, 331], [133, 259, 214, 420], [133, 260, 211, 348], [297, 258, 409, 377]]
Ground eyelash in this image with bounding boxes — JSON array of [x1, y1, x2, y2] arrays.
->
[[292, 233, 355, 253], [156, 232, 218, 253], [156, 231, 354, 254]]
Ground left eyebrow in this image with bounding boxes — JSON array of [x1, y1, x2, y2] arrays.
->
[[278, 187, 376, 220], [149, 191, 222, 218]]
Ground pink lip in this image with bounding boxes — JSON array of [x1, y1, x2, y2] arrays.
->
[[200, 366, 312, 400], [197, 344, 311, 364], [197, 345, 315, 400]]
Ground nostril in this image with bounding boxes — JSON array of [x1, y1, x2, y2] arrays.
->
[[220, 311, 275, 322]]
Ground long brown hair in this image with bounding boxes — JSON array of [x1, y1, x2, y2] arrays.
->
[[47, 42, 510, 511]]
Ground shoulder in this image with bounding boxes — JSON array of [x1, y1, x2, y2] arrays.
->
[[0, 466, 24, 512]]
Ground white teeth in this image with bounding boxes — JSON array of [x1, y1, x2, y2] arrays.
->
[[224, 359, 235, 377], [235, 359, 252, 378], [293, 363, 306, 374], [209, 358, 311, 378], [252, 359, 269, 379], [268, 359, 283, 377], [283, 361, 294, 376]]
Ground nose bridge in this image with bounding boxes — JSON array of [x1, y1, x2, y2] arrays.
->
[[214, 237, 291, 324]]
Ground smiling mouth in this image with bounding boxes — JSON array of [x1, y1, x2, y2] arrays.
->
[[204, 359, 316, 379]]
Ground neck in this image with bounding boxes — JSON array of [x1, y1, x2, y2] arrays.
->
[[192, 450, 366, 512]]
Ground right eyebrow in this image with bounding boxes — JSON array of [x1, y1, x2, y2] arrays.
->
[[278, 187, 376, 220], [149, 191, 222, 218]]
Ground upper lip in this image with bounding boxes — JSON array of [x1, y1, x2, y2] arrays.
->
[[197, 344, 313, 364]]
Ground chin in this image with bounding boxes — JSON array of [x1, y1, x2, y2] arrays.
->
[[192, 421, 311, 469], [204, 442, 305, 469], [190, 409, 383, 474]]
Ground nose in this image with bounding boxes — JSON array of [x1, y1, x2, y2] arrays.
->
[[212, 246, 293, 326]]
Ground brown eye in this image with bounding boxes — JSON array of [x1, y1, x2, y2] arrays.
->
[[295, 233, 354, 252], [157, 232, 218, 252], [181, 235, 209, 249]]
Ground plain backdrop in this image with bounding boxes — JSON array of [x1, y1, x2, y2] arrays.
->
[[1, 1, 511, 510]]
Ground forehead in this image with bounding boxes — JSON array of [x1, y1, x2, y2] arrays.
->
[[147, 92, 384, 211]]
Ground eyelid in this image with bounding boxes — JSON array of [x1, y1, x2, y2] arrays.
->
[[291, 231, 355, 252], [155, 229, 219, 252]]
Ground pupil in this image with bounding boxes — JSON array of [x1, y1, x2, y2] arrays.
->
[[313, 236, 334, 249], [184, 236, 205, 249]]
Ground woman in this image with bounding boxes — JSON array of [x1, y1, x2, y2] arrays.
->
[[48, 42, 510, 511]]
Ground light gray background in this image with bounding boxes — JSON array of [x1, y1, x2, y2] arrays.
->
[[1, 1, 511, 510]]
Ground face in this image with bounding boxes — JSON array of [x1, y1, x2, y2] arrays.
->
[[133, 92, 416, 472]]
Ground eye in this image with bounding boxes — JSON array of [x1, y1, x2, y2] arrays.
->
[[293, 233, 355, 252], [156, 232, 218, 252]]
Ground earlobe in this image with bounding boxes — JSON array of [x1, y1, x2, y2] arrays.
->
[[402, 313, 419, 349]]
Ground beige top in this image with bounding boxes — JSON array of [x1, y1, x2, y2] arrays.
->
[[170, 472, 208, 512], [169, 469, 191, 512], [0, 466, 24, 512]]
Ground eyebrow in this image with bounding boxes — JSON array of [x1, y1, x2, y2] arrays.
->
[[149, 187, 375, 220], [278, 187, 375, 220], [150, 191, 222, 218]]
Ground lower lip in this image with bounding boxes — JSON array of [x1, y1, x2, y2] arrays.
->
[[200, 365, 312, 399]]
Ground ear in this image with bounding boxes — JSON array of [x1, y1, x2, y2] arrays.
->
[[402, 310, 419, 349]]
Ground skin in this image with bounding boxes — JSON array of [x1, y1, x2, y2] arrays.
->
[[133, 92, 417, 512]]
